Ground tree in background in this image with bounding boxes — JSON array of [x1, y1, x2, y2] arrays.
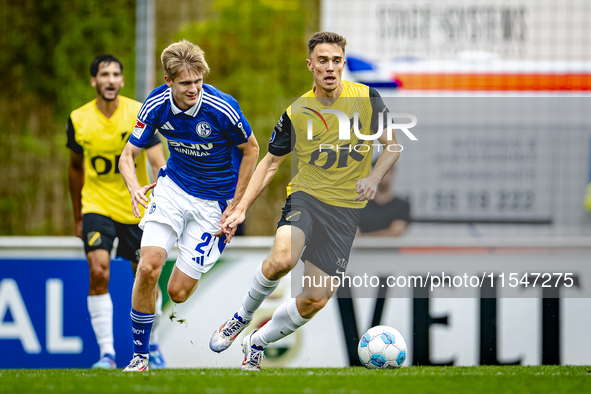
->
[[0, 0, 319, 235], [169, 0, 319, 234], [0, 0, 136, 235]]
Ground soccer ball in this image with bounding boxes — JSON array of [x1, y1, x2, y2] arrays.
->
[[358, 325, 407, 369]]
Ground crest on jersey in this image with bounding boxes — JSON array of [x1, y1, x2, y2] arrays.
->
[[196, 121, 212, 137], [149, 202, 156, 214]]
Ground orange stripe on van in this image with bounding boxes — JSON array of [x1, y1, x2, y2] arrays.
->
[[394, 73, 591, 90]]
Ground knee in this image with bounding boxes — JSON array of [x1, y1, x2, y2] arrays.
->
[[266, 254, 292, 280], [167, 286, 189, 304], [89, 265, 109, 288], [137, 257, 162, 282], [300, 297, 328, 313], [88, 255, 109, 290]]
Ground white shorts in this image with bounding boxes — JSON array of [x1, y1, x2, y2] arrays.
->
[[140, 175, 231, 280]]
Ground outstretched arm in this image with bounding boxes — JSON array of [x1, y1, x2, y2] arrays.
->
[[222, 152, 286, 240], [119, 142, 156, 218]]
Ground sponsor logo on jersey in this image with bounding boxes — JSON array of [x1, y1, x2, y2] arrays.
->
[[132, 120, 146, 139], [169, 140, 213, 157], [196, 121, 212, 137], [87, 231, 102, 247]]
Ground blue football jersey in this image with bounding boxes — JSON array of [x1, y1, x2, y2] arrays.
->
[[129, 84, 252, 200]]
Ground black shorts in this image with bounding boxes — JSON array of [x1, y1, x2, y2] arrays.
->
[[277, 191, 361, 276], [82, 213, 143, 264]]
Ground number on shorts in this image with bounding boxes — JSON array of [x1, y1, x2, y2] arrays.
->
[[193, 233, 216, 266], [195, 233, 213, 254]]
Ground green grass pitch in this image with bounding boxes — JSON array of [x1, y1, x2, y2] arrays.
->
[[2, 366, 590, 394]]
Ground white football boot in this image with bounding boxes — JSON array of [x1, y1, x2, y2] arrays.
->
[[210, 313, 250, 352], [241, 331, 264, 371], [123, 355, 149, 372]]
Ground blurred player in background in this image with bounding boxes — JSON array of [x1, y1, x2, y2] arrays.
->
[[210, 32, 400, 370], [585, 182, 591, 212], [118, 40, 259, 372], [67, 55, 167, 369], [358, 164, 410, 237]]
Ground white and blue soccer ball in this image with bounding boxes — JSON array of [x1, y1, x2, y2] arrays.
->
[[358, 325, 407, 369]]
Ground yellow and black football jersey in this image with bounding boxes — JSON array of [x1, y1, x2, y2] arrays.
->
[[66, 96, 161, 224], [269, 81, 388, 208]]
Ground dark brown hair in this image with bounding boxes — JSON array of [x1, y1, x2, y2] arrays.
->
[[307, 31, 347, 57], [90, 55, 122, 77]]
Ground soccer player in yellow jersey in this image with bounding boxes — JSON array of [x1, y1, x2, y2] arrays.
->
[[210, 32, 401, 370], [67, 55, 166, 369]]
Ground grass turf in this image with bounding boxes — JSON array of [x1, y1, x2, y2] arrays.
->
[[1, 366, 590, 394]]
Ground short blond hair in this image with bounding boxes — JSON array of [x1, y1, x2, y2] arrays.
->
[[161, 40, 210, 81]]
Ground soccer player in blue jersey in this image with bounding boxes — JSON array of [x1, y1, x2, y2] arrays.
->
[[118, 40, 259, 371]]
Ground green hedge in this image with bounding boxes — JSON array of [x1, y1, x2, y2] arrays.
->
[[0, 0, 136, 235], [0, 0, 318, 235], [174, 0, 318, 234]]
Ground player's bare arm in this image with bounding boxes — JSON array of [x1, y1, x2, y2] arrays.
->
[[145, 143, 166, 181], [222, 152, 286, 238], [68, 150, 85, 239], [217, 134, 259, 237], [355, 131, 401, 202], [119, 142, 157, 218]]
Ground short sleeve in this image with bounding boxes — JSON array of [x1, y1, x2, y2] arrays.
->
[[66, 116, 83, 154], [268, 111, 293, 156], [129, 88, 166, 148], [129, 114, 157, 149], [144, 131, 162, 149], [369, 88, 389, 134], [225, 111, 253, 146]]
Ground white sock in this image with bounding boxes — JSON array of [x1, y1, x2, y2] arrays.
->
[[251, 298, 310, 348], [87, 294, 115, 357], [150, 286, 163, 346], [237, 262, 280, 321]]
